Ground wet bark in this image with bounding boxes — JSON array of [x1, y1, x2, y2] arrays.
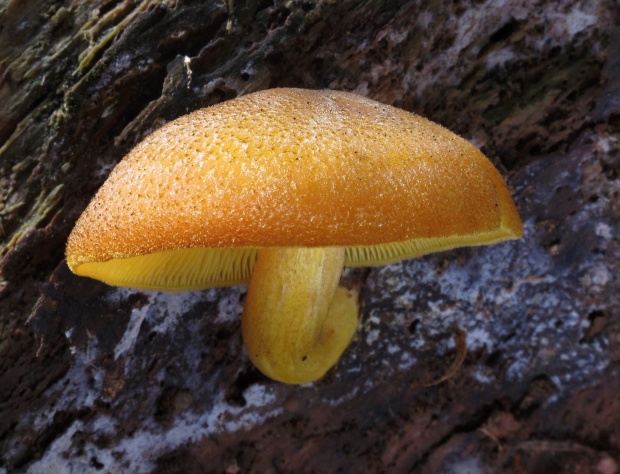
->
[[1, 0, 619, 472]]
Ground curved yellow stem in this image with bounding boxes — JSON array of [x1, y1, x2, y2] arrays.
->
[[241, 247, 359, 384]]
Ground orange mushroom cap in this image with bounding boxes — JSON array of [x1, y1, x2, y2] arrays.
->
[[66, 88, 523, 290]]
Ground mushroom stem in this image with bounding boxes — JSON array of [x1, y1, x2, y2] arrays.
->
[[242, 247, 359, 384]]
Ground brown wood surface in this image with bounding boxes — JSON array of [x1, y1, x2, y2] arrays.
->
[[1, 1, 618, 472]]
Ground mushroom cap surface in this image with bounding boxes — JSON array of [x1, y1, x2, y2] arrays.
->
[[66, 88, 523, 290]]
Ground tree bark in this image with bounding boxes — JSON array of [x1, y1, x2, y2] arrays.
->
[[1, 0, 618, 472]]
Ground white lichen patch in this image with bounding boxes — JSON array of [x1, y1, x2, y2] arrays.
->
[[323, 386, 361, 407], [592, 133, 619, 153], [26, 385, 282, 474], [363, 142, 612, 391], [398, 351, 417, 371], [465, 327, 494, 352], [3, 341, 107, 463], [12, 283, 258, 472], [108, 51, 134, 74], [365, 329, 381, 346], [400, 0, 610, 98], [443, 456, 486, 474], [387, 344, 401, 355], [581, 265, 611, 288], [595, 222, 612, 239], [470, 365, 496, 385], [547, 5, 598, 38], [114, 301, 151, 359], [214, 285, 245, 323], [362, 309, 385, 346], [149, 290, 213, 332], [485, 48, 516, 70]]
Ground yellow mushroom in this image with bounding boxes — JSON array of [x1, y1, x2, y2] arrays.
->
[[65, 88, 523, 384]]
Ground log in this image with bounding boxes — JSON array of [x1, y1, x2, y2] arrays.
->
[[1, 0, 618, 472]]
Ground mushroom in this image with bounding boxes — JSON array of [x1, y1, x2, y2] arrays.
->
[[65, 88, 523, 384]]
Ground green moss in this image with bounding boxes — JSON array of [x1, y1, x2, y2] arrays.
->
[[0, 184, 64, 255], [76, 0, 153, 73]]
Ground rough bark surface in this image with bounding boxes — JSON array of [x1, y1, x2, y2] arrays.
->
[[1, 1, 619, 473]]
